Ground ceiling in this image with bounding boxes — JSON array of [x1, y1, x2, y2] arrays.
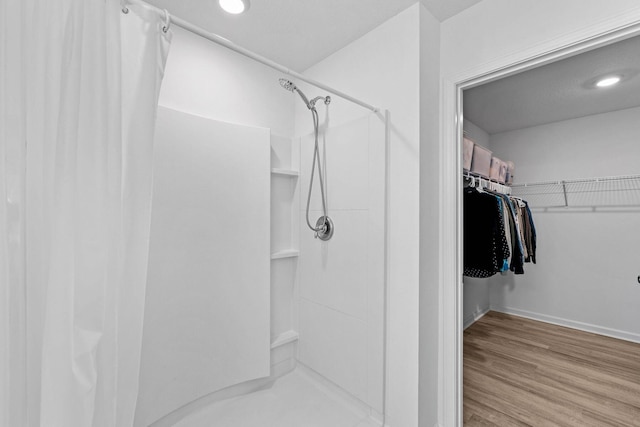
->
[[464, 34, 640, 135], [145, 0, 482, 71], [420, 0, 482, 22]]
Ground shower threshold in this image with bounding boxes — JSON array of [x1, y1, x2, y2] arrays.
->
[[173, 367, 381, 427]]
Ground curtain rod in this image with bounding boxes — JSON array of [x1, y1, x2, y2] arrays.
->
[[122, 0, 380, 113]]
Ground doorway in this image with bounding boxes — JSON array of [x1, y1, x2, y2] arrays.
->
[[439, 16, 640, 427]]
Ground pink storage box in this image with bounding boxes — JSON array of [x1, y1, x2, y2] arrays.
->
[[462, 138, 475, 171], [463, 137, 474, 171], [490, 157, 508, 184], [489, 157, 503, 182], [470, 144, 492, 178], [505, 161, 515, 185], [499, 161, 508, 183]]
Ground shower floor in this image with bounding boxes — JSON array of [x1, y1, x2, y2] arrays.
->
[[174, 368, 381, 427]]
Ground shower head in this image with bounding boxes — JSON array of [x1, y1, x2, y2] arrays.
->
[[279, 78, 296, 92], [279, 78, 312, 110]]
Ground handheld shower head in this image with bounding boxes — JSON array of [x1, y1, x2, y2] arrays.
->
[[280, 79, 334, 240], [279, 78, 296, 92], [279, 78, 311, 109]]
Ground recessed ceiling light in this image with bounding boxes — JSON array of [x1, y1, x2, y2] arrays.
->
[[595, 75, 621, 88], [219, 0, 249, 14]]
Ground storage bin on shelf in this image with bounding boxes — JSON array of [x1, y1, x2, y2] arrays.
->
[[470, 144, 492, 178], [463, 137, 474, 171], [489, 156, 502, 182], [505, 161, 515, 185], [490, 157, 508, 184]]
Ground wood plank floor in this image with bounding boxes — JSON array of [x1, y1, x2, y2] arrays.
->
[[464, 311, 640, 426]]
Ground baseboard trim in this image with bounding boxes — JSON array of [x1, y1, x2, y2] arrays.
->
[[492, 306, 640, 344], [463, 306, 490, 330]]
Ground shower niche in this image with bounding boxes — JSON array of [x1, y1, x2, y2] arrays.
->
[[269, 132, 302, 377], [271, 111, 388, 418]]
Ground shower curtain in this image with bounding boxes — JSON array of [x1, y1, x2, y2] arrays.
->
[[0, 1, 171, 426]]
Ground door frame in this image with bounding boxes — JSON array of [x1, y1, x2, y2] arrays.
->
[[438, 12, 640, 427]]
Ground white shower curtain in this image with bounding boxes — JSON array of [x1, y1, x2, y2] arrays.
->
[[0, 2, 28, 425], [0, 1, 171, 426]]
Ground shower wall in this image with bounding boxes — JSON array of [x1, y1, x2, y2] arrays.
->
[[297, 114, 386, 413], [136, 108, 271, 427], [137, 25, 298, 424], [299, 5, 432, 426], [158, 27, 294, 136], [138, 9, 399, 424]]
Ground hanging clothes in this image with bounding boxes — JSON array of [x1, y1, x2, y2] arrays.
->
[[498, 193, 525, 274], [500, 198, 512, 272], [509, 197, 537, 264], [527, 202, 537, 263], [521, 200, 537, 263], [463, 188, 510, 278], [463, 180, 536, 278]]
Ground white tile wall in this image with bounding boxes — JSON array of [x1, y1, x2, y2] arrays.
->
[[300, 209, 369, 320], [297, 114, 385, 412], [270, 259, 296, 338], [299, 117, 371, 211], [298, 299, 368, 403], [137, 109, 271, 426], [270, 134, 294, 170]]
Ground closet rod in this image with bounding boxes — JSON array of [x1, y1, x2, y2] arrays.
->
[[463, 171, 512, 195], [121, 0, 380, 113]]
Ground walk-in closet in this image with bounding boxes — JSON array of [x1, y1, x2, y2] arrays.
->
[[461, 33, 640, 425]]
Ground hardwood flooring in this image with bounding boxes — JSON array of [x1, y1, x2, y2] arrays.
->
[[464, 311, 640, 426]]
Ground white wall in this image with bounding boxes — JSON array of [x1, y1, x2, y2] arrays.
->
[[488, 107, 640, 341], [490, 107, 640, 183], [441, 0, 640, 78], [301, 4, 438, 426], [463, 119, 489, 148], [417, 6, 441, 427], [462, 279, 490, 328], [159, 27, 294, 136]]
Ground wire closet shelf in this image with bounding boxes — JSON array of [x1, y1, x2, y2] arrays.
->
[[509, 174, 640, 208]]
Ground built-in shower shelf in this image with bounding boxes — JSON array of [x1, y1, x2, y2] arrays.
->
[[271, 249, 299, 260], [270, 330, 299, 349], [271, 168, 299, 177]]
